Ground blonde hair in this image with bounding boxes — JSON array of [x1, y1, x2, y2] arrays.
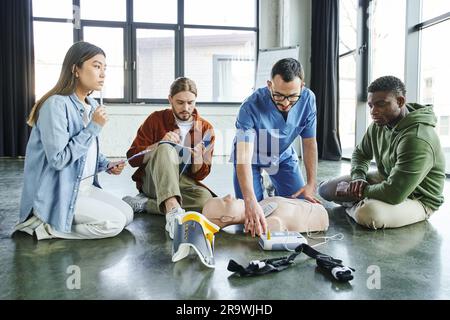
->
[[169, 77, 197, 97]]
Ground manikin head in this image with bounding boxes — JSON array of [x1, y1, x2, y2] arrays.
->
[[202, 195, 330, 233], [202, 195, 245, 228]]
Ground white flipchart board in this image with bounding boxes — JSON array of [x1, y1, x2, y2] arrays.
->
[[254, 46, 300, 90]]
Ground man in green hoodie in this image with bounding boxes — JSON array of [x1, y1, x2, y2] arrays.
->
[[318, 76, 445, 229]]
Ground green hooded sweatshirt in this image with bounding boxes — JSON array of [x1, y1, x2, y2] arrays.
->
[[351, 103, 446, 210]]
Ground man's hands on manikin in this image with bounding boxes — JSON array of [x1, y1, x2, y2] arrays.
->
[[244, 197, 267, 237], [291, 183, 321, 203]]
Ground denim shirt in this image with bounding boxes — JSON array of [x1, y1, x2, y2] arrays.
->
[[19, 93, 110, 232]]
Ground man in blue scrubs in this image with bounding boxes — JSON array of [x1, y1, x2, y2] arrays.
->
[[232, 58, 320, 237]]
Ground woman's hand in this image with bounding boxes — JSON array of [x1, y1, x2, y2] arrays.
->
[[92, 106, 108, 127], [107, 161, 126, 175]]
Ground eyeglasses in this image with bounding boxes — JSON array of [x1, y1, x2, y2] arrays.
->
[[270, 87, 302, 103]]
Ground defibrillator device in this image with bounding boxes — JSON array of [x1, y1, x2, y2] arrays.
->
[[259, 231, 308, 251]]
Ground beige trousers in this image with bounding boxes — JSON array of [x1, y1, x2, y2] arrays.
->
[[345, 198, 433, 230], [318, 172, 433, 229], [142, 144, 213, 214]]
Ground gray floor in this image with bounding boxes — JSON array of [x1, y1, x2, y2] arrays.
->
[[0, 157, 449, 300]]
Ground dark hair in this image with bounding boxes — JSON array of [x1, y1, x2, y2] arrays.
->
[[271, 58, 304, 82], [368, 76, 406, 97], [169, 77, 197, 97], [27, 41, 105, 126]]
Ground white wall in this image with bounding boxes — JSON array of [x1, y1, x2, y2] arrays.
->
[[260, 0, 311, 84], [100, 0, 313, 158], [99, 104, 240, 157], [259, 0, 280, 49], [288, 0, 312, 86]]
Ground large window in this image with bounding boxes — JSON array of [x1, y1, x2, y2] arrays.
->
[[32, 0, 74, 100], [368, 0, 406, 125], [184, 0, 256, 27], [338, 0, 358, 158], [370, 0, 406, 81], [338, 0, 450, 175], [133, 0, 177, 24], [83, 27, 125, 99], [421, 0, 450, 21], [418, 13, 450, 174], [338, 0, 408, 159], [33, 21, 74, 99], [136, 29, 175, 100], [184, 29, 256, 102], [32, 0, 73, 19], [32, 0, 258, 103], [80, 0, 127, 21]]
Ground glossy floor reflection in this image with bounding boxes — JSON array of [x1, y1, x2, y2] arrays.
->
[[0, 158, 449, 299]]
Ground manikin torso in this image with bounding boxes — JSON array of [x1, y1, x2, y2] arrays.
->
[[259, 197, 329, 232], [202, 196, 329, 233]]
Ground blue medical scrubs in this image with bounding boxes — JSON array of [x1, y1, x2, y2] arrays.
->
[[231, 86, 317, 201]]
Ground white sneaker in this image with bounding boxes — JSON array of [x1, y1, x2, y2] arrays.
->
[[122, 194, 149, 213], [165, 207, 185, 239]]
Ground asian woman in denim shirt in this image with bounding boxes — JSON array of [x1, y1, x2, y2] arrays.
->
[[15, 41, 133, 240]]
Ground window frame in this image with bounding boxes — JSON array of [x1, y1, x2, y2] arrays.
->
[[32, 0, 260, 105], [338, 0, 371, 160], [132, 23, 178, 104], [405, 0, 450, 176], [80, 20, 129, 103], [338, 0, 359, 159]]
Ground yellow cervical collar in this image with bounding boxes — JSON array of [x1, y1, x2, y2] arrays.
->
[[181, 211, 220, 245]]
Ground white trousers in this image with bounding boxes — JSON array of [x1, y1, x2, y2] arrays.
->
[[16, 181, 133, 240]]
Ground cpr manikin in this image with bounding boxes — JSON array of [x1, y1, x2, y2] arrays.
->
[[202, 195, 329, 233]]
